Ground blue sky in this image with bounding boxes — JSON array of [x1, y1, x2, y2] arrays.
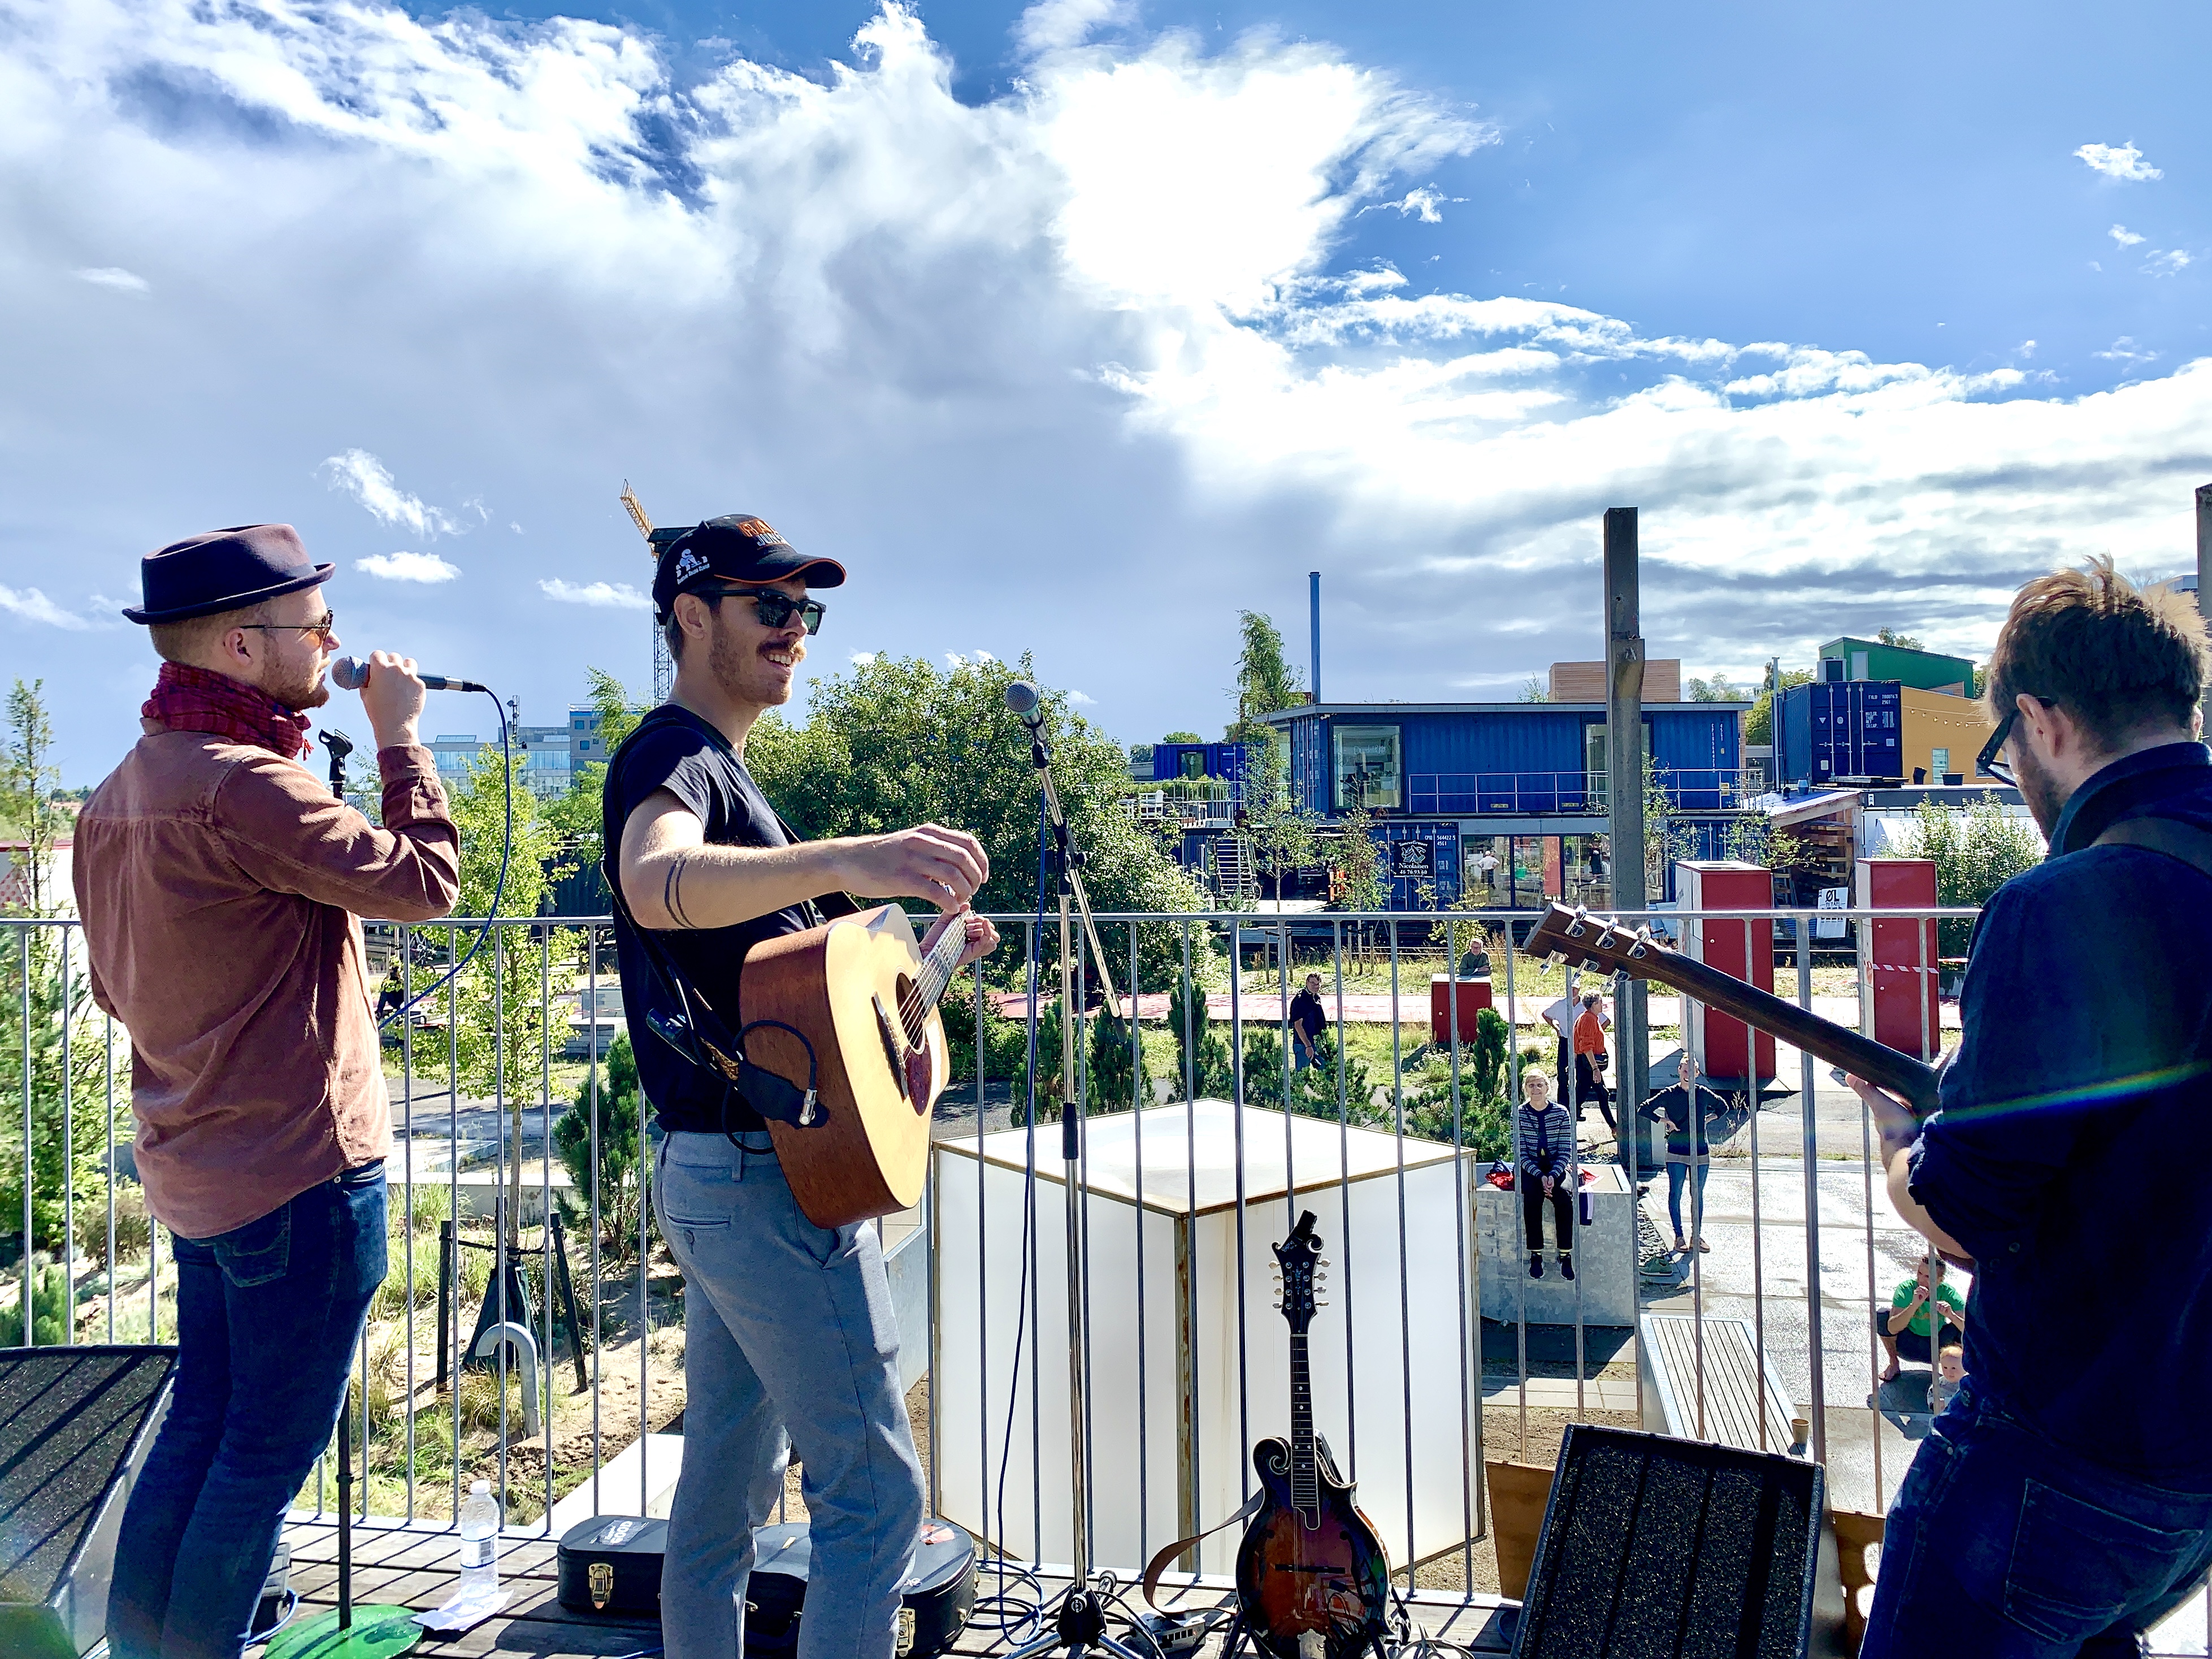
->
[[3, 0, 2208, 783]]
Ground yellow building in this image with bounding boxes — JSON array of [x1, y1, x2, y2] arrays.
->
[[1901, 686, 1997, 783]]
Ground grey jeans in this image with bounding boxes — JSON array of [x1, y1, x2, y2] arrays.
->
[[654, 1130, 926, 1659]]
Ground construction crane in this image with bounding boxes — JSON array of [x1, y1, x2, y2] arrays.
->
[[620, 481, 675, 703]]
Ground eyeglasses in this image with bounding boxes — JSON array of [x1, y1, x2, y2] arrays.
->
[[240, 611, 337, 643], [1975, 698, 2050, 786], [694, 586, 826, 635]]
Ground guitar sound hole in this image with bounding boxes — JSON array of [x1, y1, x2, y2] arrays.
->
[[895, 974, 927, 1049]]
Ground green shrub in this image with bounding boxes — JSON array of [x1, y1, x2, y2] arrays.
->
[[1165, 973, 1234, 1101], [0, 1261, 71, 1346], [552, 1034, 644, 1258]]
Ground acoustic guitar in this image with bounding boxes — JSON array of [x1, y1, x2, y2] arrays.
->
[[1519, 902, 1942, 1114], [1235, 1211, 1393, 1659], [741, 904, 966, 1229]]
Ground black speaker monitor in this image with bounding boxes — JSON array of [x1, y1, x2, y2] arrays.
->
[[0, 1346, 176, 1659], [1515, 1424, 1847, 1659]]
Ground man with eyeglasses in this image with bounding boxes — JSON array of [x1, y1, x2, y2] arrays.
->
[[74, 525, 459, 1658], [1852, 558, 2212, 1659], [602, 514, 999, 1659]]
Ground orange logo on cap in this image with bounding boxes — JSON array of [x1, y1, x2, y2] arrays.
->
[[735, 518, 787, 548]]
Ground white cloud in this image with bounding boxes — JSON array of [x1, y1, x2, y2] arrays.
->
[[540, 579, 651, 609], [4, 0, 2212, 774], [849, 651, 878, 665], [2075, 142, 2162, 182], [2015, 340, 2036, 358], [73, 266, 149, 292], [2094, 336, 2158, 364], [1066, 688, 1096, 703], [2144, 249, 2193, 276], [0, 586, 93, 629], [319, 450, 461, 539], [355, 550, 460, 582], [1359, 186, 1460, 223], [2109, 224, 2145, 247], [1015, 0, 1131, 55]]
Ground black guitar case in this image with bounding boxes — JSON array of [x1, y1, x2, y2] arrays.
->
[[556, 1513, 977, 1657], [746, 1519, 978, 1658]]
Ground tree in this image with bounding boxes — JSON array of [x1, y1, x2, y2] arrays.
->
[[1900, 797, 2043, 954], [1225, 612, 1303, 741], [1, 680, 62, 914], [1876, 627, 1925, 652], [1161, 731, 1203, 744], [745, 653, 1205, 948], [553, 1033, 644, 1257], [1686, 674, 1743, 703], [1237, 738, 1319, 904], [1744, 669, 1814, 747], [1516, 675, 1549, 703], [0, 930, 125, 1263], [1166, 971, 1235, 1102], [541, 667, 642, 861], [1328, 802, 1385, 912]]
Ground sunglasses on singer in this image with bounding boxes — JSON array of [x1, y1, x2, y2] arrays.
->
[[697, 586, 827, 635]]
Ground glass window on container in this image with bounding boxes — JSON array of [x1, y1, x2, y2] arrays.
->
[[1332, 724, 1401, 810]]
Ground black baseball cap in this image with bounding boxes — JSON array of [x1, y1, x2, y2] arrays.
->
[[652, 514, 845, 620]]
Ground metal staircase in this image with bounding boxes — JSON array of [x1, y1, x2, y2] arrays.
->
[[1210, 835, 1257, 902]]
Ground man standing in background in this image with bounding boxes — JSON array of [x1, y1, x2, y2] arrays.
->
[[76, 526, 459, 1659]]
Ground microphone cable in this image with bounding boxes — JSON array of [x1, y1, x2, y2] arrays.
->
[[376, 685, 513, 1030]]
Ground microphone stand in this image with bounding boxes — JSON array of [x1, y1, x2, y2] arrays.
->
[[1006, 700, 1144, 1659], [320, 728, 355, 802]]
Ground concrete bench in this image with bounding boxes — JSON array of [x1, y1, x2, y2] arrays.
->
[[1639, 1313, 1801, 1455]]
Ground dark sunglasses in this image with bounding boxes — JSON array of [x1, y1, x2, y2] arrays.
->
[[240, 610, 337, 643], [696, 586, 826, 635]]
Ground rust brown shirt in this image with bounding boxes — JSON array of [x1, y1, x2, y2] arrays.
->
[[73, 730, 459, 1238]]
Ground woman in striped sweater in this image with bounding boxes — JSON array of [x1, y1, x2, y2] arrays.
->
[[1516, 1070, 1577, 1280]]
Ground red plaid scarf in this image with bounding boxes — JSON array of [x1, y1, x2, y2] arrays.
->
[[142, 662, 315, 761]]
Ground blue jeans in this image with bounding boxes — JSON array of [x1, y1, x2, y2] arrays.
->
[[1664, 1159, 1709, 1238], [1862, 1383, 2212, 1658], [108, 1162, 388, 1659], [653, 1131, 925, 1659]]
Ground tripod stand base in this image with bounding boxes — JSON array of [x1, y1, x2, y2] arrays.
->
[[1003, 1584, 1151, 1659], [262, 1605, 423, 1659]]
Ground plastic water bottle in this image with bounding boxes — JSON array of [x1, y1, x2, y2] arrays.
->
[[459, 1480, 500, 1596]]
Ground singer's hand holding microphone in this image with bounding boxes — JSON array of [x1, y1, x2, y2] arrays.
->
[[329, 652, 487, 752]]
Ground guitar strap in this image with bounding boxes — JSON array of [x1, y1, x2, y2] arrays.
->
[[1138, 1488, 1265, 1612], [2093, 815, 2212, 882]]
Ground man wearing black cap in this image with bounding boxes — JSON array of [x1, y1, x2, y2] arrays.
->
[[74, 526, 459, 1659], [605, 514, 999, 1659]]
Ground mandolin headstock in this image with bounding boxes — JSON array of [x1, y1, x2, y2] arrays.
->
[[1269, 1210, 1323, 1334]]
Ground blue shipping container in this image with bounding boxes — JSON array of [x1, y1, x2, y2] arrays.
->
[[1780, 682, 1902, 785]]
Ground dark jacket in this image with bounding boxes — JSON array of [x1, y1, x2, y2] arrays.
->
[[1909, 742, 2212, 1488]]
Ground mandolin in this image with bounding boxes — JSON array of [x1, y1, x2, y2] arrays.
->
[[740, 903, 965, 1229], [1235, 1211, 1393, 1659], [1519, 902, 1942, 1115]]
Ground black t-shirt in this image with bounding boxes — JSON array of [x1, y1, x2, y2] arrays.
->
[[1289, 988, 1328, 1039], [602, 707, 816, 1133]]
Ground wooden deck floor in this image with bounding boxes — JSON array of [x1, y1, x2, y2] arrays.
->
[[279, 1516, 1518, 1656]]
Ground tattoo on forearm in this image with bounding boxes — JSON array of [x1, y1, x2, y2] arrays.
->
[[664, 854, 697, 930]]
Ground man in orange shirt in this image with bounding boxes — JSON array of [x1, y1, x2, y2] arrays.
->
[[1571, 990, 1614, 1132]]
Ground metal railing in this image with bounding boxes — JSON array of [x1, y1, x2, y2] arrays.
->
[[5, 902, 2200, 1640], [1407, 768, 1745, 815]]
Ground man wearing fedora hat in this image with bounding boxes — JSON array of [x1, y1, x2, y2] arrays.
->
[[74, 524, 461, 1659]]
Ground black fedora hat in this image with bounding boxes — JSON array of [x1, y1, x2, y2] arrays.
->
[[123, 524, 334, 625]]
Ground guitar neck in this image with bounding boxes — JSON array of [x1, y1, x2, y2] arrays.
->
[[912, 919, 969, 1019], [1616, 937, 1941, 1115]]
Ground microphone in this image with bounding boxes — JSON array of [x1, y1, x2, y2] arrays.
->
[[330, 656, 488, 694], [1004, 679, 1043, 725]]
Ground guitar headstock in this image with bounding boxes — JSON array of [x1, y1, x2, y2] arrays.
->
[[1519, 902, 1671, 978], [1269, 1210, 1325, 1333]]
